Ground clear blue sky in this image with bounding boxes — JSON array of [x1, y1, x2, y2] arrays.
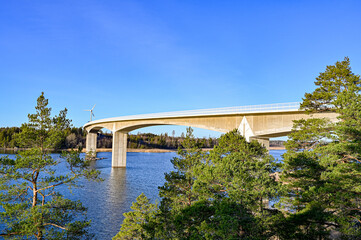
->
[[1, 0, 360, 137]]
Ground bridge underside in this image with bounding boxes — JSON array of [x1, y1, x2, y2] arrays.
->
[[84, 111, 338, 167]]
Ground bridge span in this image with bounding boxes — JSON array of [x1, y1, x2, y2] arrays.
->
[[83, 102, 338, 168]]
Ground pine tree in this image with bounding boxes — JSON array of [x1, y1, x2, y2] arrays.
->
[[159, 127, 203, 209], [155, 127, 204, 239], [114, 128, 282, 239], [195, 129, 280, 206], [113, 193, 158, 240], [193, 129, 283, 239], [281, 57, 361, 239], [0, 92, 101, 239], [155, 129, 281, 239]]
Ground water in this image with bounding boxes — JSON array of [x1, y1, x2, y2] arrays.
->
[[0, 150, 285, 239]]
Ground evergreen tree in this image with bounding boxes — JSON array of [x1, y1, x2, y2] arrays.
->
[[281, 57, 361, 239], [114, 128, 282, 239], [113, 193, 158, 240], [193, 129, 283, 239], [114, 125, 285, 239], [159, 127, 203, 209], [195, 130, 280, 205], [154, 127, 204, 239], [0, 93, 101, 239]]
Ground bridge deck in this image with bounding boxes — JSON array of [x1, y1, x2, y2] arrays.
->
[[84, 102, 300, 127], [83, 102, 340, 168]]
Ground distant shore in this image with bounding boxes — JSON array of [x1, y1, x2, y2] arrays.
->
[[1, 146, 285, 154], [89, 148, 177, 153], [86, 147, 286, 152], [84, 148, 215, 153], [269, 146, 286, 150]]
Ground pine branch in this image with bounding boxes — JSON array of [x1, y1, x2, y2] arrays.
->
[[349, 216, 361, 224], [43, 223, 68, 230], [36, 174, 77, 193], [0, 232, 21, 237]]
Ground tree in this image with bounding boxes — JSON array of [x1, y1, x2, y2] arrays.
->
[[173, 198, 260, 240], [112, 193, 158, 240], [172, 130, 175, 141], [65, 133, 77, 148], [195, 129, 279, 203], [159, 127, 203, 209], [0, 92, 101, 239], [113, 128, 205, 239], [153, 127, 204, 239], [0, 127, 20, 149], [193, 129, 283, 239], [114, 128, 283, 239], [281, 57, 361, 239]]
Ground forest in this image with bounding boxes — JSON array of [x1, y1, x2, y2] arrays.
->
[[0, 127, 284, 151], [112, 57, 361, 239], [0, 127, 218, 150]]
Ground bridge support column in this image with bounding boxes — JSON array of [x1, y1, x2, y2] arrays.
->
[[112, 131, 127, 168], [86, 132, 97, 154], [250, 137, 269, 150]]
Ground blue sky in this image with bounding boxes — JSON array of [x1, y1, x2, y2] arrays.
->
[[1, 0, 360, 137]]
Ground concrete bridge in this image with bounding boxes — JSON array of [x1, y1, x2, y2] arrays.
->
[[83, 102, 338, 168]]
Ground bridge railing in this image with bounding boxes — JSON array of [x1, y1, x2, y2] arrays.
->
[[93, 102, 301, 122]]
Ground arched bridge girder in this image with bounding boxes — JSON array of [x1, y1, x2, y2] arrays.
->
[[116, 122, 228, 134], [111, 115, 244, 134], [87, 126, 109, 133], [85, 123, 113, 133], [84, 110, 339, 168], [85, 117, 234, 135]]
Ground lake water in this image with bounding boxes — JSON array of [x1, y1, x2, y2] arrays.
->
[[0, 150, 285, 239]]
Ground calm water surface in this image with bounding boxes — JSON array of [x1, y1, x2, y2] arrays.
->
[[0, 150, 285, 239]]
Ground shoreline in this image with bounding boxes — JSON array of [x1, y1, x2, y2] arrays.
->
[[84, 147, 286, 152], [91, 147, 286, 152], [93, 148, 178, 153], [269, 146, 286, 150], [1, 146, 285, 154], [89, 148, 217, 153]]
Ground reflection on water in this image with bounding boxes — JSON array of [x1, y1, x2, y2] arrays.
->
[[71, 152, 176, 239], [0, 149, 18, 154], [0, 150, 284, 239]]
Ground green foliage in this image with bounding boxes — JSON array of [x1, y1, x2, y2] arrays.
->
[[0, 127, 20, 148], [301, 56, 361, 112], [0, 127, 216, 151], [193, 129, 283, 239], [126, 131, 217, 150], [150, 127, 204, 239], [115, 128, 282, 239], [0, 126, 86, 151], [0, 93, 102, 239], [114, 58, 361, 239], [281, 57, 361, 239], [196, 130, 281, 206], [159, 127, 203, 209], [15, 92, 70, 151], [112, 193, 158, 240]]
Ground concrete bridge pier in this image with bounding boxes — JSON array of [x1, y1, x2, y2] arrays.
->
[[238, 117, 270, 149], [86, 132, 97, 154], [112, 131, 128, 168], [251, 137, 270, 150]]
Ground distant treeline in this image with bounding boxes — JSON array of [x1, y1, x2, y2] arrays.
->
[[269, 140, 284, 147], [0, 127, 87, 149], [82, 131, 218, 149], [0, 127, 283, 150], [127, 132, 217, 149], [0, 127, 218, 150]]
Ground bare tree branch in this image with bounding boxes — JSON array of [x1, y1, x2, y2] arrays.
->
[[43, 223, 68, 230]]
